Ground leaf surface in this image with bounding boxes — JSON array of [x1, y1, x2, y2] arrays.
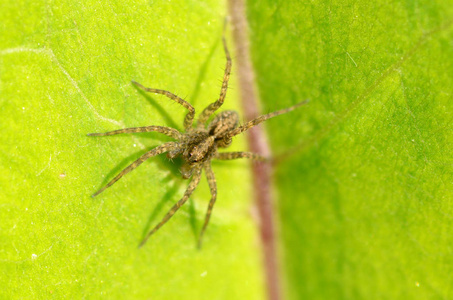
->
[[0, 1, 264, 298]]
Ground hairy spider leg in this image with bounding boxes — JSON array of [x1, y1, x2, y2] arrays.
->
[[91, 142, 177, 197], [197, 27, 232, 126], [215, 152, 266, 161], [87, 125, 181, 139], [226, 100, 309, 139], [139, 166, 203, 247], [197, 162, 217, 248], [132, 80, 196, 130]]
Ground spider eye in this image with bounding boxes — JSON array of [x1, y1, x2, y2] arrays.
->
[[188, 150, 199, 162], [189, 154, 200, 162]]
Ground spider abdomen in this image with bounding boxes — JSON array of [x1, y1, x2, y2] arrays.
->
[[208, 110, 239, 137]]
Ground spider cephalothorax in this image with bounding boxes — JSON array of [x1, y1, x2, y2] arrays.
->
[[88, 31, 306, 248]]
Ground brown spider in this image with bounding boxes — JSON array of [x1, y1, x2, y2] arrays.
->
[[88, 32, 307, 248]]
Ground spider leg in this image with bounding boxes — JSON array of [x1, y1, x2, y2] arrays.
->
[[139, 166, 203, 247], [87, 125, 181, 139], [198, 162, 217, 248], [92, 142, 177, 197], [132, 80, 195, 130], [215, 152, 267, 161], [197, 24, 232, 126], [226, 100, 309, 139]]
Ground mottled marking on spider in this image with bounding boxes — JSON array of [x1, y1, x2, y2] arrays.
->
[[88, 30, 307, 248]]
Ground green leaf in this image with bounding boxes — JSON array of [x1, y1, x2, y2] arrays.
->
[[247, 0, 453, 299], [0, 1, 265, 298]]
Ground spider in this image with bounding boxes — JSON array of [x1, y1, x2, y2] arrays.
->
[[88, 31, 307, 248]]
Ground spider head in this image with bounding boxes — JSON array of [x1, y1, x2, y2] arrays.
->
[[188, 136, 215, 163]]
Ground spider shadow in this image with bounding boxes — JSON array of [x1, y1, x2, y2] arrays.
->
[[131, 34, 219, 126], [189, 36, 220, 107], [138, 155, 201, 245], [96, 147, 177, 188], [98, 35, 221, 245], [132, 37, 220, 245], [138, 179, 200, 245], [94, 149, 198, 244], [138, 174, 181, 242], [132, 87, 182, 131], [95, 146, 200, 244]]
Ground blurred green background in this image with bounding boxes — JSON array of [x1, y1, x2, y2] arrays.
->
[[247, 0, 453, 299], [1, 0, 452, 299]]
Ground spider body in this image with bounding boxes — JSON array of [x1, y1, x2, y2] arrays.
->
[[88, 30, 307, 248], [175, 110, 238, 177]]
